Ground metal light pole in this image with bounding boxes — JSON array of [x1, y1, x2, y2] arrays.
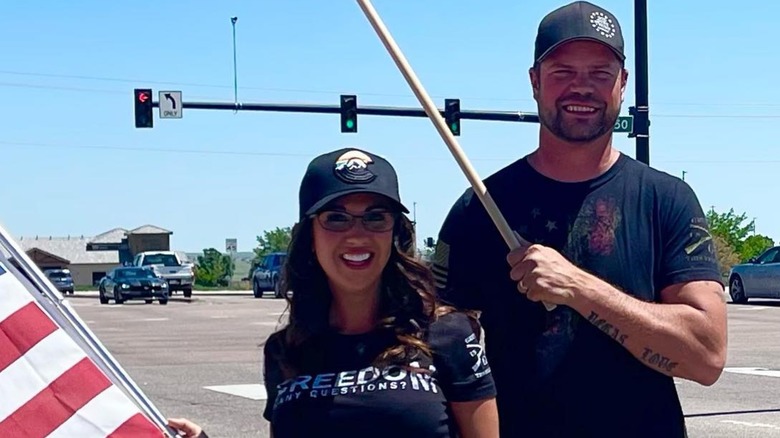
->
[[633, 0, 650, 165], [231, 17, 239, 107], [682, 170, 687, 181]]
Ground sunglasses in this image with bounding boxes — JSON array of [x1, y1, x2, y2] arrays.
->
[[314, 210, 397, 233]]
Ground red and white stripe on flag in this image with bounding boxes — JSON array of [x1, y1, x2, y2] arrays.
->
[[0, 262, 164, 437]]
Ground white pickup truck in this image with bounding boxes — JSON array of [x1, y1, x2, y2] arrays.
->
[[133, 251, 194, 297]]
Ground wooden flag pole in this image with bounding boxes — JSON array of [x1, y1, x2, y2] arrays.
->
[[356, 0, 555, 311]]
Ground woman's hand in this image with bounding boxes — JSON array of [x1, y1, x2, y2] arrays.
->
[[167, 418, 203, 438]]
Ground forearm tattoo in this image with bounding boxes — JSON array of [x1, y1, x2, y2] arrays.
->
[[641, 347, 679, 373], [587, 311, 628, 345]]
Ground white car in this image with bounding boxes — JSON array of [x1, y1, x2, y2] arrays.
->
[[133, 251, 195, 297]]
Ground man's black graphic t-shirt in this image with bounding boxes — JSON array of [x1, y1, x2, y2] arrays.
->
[[262, 312, 495, 437], [434, 153, 722, 437]]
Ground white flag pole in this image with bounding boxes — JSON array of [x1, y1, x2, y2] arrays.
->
[[355, 0, 555, 311]]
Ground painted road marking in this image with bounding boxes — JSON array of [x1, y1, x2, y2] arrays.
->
[[724, 367, 780, 378], [204, 384, 267, 400], [721, 420, 780, 430]]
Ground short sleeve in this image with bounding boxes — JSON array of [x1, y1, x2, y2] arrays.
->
[[428, 312, 496, 402], [262, 332, 285, 422], [657, 180, 723, 291], [433, 191, 484, 311]]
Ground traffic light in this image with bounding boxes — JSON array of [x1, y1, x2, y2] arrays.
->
[[340, 94, 357, 133], [445, 98, 460, 136], [134, 88, 153, 128], [425, 237, 435, 248]]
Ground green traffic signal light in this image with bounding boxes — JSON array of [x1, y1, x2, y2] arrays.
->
[[340, 94, 358, 133], [445, 98, 460, 136]]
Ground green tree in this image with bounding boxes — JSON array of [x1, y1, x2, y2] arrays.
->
[[711, 233, 741, 278], [254, 227, 293, 258], [251, 226, 293, 275], [195, 248, 234, 287], [705, 208, 755, 258], [741, 234, 775, 262]]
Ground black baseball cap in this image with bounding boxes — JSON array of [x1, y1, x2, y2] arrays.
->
[[534, 1, 625, 64], [298, 147, 409, 220]]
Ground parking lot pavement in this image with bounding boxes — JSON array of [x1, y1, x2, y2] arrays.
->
[[68, 292, 287, 438], [66, 294, 780, 438], [679, 301, 780, 437]]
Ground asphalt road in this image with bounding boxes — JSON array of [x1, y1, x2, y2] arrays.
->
[[679, 299, 780, 438], [70, 291, 281, 438], [68, 292, 780, 438]]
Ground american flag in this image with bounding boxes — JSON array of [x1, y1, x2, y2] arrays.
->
[[0, 261, 165, 437]]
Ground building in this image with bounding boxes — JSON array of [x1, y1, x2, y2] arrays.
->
[[18, 225, 174, 286]]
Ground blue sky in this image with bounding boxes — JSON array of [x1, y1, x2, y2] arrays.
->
[[2, 0, 779, 253]]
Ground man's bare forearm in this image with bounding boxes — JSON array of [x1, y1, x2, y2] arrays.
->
[[568, 270, 726, 386]]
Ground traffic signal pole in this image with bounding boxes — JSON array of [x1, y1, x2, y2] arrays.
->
[[161, 100, 537, 122], [135, 3, 649, 150], [138, 94, 540, 133], [632, 0, 650, 166]]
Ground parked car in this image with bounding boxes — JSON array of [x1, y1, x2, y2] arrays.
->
[[98, 266, 169, 305], [728, 245, 780, 303], [133, 251, 194, 298], [252, 252, 286, 298], [44, 268, 75, 295]]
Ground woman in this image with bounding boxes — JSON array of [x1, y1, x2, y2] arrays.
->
[[265, 147, 498, 437], [169, 147, 499, 437]]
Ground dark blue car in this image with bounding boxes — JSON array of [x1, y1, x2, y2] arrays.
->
[[44, 269, 75, 295], [252, 252, 287, 298]]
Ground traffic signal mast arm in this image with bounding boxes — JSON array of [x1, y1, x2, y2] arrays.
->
[[134, 90, 635, 135]]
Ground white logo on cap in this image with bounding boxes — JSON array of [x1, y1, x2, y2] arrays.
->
[[589, 11, 616, 38], [334, 150, 376, 183]]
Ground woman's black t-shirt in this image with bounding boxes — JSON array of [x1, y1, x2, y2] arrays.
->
[[262, 312, 496, 437]]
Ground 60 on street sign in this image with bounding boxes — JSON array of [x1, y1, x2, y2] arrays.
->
[[613, 116, 633, 133]]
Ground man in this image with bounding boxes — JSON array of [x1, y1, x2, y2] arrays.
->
[[432, 1, 727, 436]]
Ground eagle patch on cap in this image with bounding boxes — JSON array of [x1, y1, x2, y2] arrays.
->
[[589, 11, 616, 38], [334, 150, 376, 183]]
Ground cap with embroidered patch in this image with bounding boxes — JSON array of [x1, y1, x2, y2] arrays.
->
[[534, 1, 625, 64], [298, 148, 409, 220]]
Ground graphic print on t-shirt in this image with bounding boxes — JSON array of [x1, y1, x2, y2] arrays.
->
[[273, 326, 492, 409], [565, 196, 622, 260], [684, 217, 715, 261], [465, 332, 490, 378], [272, 361, 440, 409], [533, 196, 623, 380]]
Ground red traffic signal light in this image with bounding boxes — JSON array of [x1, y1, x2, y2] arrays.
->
[[134, 88, 153, 128]]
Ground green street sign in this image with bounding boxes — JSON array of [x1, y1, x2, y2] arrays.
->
[[613, 116, 633, 133]]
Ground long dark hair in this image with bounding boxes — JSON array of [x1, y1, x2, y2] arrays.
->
[[269, 211, 452, 377]]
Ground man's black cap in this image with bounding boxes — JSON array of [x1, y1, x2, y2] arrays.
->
[[299, 147, 409, 220], [534, 1, 625, 64]]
